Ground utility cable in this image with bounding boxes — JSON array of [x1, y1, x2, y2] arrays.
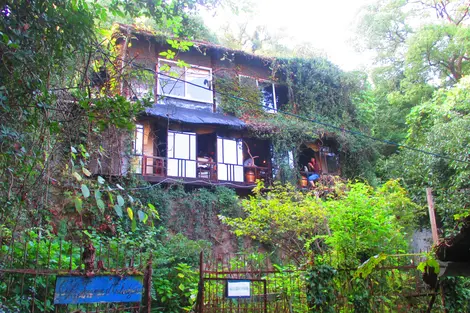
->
[[137, 66, 470, 165]]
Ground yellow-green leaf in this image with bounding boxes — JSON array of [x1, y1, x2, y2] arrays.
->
[[127, 207, 134, 220], [74, 198, 83, 213], [72, 172, 82, 181], [82, 167, 92, 177]]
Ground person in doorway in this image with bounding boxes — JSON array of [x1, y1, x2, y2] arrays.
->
[[244, 156, 258, 167], [307, 157, 320, 187]]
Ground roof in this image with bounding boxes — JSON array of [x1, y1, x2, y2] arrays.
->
[[115, 23, 273, 63], [436, 217, 470, 262], [144, 104, 246, 129]]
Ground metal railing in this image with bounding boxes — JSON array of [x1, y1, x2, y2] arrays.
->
[[0, 231, 153, 313]]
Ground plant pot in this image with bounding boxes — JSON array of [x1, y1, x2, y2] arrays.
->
[[245, 170, 255, 183]]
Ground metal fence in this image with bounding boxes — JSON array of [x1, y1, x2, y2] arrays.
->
[[196, 252, 307, 313], [195, 252, 440, 313], [0, 231, 152, 313]]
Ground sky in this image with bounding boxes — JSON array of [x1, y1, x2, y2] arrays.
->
[[201, 0, 376, 71]]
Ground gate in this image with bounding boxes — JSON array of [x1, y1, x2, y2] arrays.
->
[[195, 252, 440, 313], [195, 252, 307, 313], [0, 231, 152, 312]]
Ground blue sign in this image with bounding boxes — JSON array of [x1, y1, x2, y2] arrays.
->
[[54, 275, 144, 304]]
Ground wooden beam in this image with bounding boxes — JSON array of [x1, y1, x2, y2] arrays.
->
[[426, 188, 439, 244]]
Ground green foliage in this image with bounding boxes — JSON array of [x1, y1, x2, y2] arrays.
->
[[222, 182, 328, 263], [305, 263, 337, 313], [441, 277, 470, 313], [379, 77, 470, 231], [325, 180, 418, 267], [216, 73, 264, 118], [405, 23, 470, 83], [151, 233, 211, 312], [275, 58, 359, 127]]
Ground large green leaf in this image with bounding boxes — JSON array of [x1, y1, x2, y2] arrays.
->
[[81, 184, 90, 198]]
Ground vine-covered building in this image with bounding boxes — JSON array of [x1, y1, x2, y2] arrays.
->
[[109, 23, 341, 189]]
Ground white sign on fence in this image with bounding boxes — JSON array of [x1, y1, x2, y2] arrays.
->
[[226, 280, 251, 298]]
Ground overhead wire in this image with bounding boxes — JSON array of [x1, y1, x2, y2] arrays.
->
[[135, 65, 469, 165]]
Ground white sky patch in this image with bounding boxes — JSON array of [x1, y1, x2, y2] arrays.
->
[[201, 0, 376, 71]]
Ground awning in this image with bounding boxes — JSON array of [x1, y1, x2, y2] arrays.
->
[[144, 104, 246, 129]]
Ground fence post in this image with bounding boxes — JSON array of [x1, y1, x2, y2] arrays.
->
[[426, 188, 439, 244], [196, 251, 205, 313], [146, 253, 153, 313]]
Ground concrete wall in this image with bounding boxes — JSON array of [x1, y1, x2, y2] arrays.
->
[[410, 229, 433, 253]]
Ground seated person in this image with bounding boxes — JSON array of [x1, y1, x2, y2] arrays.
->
[[243, 156, 258, 167], [306, 157, 320, 187]]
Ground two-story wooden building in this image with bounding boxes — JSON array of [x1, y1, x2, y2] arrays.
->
[[111, 24, 340, 189]]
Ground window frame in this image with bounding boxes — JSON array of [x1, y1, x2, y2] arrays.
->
[[132, 124, 144, 156], [131, 124, 144, 174], [157, 58, 213, 104], [238, 75, 277, 113]]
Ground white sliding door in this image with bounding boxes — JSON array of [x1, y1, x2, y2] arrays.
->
[[167, 131, 197, 178], [217, 137, 244, 182]]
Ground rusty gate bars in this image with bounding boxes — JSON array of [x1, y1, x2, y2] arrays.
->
[[197, 251, 438, 313], [196, 252, 307, 313], [0, 230, 153, 313]]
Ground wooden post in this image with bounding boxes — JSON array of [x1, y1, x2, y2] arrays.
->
[[426, 188, 439, 244]]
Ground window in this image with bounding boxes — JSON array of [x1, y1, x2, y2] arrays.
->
[[238, 75, 278, 113], [129, 80, 153, 101], [259, 81, 276, 113], [217, 137, 244, 182], [318, 146, 340, 174], [167, 131, 197, 178], [157, 59, 213, 103], [131, 124, 144, 174]]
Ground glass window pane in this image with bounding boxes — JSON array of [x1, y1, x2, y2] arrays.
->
[[237, 140, 243, 165], [167, 158, 178, 177], [158, 61, 185, 97], [260, 82, 275, 111], [190, 134, 196, 160], [174, 133, 190, 159], [186, 68, 212, 102], [218, 163, 227, 181], [168, 132, 175, 158], [234, 165, 244, 182], [134, 124, 144, 155], [186, 160, 197, 178], [223, 139, 237, 165], [159, 78, 185, 97], [217, 138, 223, 163]]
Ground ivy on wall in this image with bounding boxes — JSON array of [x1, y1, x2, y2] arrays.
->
[[216, 57, 379, 182]]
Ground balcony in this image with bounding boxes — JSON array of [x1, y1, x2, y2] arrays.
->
[[140, 155, 272, 188]]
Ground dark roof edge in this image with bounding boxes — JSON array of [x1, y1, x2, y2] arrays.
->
[[114, 23, 274, 63]]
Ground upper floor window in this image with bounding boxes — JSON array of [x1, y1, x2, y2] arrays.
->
[[239, 75, 279, 113], [157, 59, 213, 103]]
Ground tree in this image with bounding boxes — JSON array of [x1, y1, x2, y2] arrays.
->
[[405, 24, 470, 83], [0, 0, 219, 231], [325, 180, 418, 267], [379, 76, 470, 230], [221, 182, 328, 263]]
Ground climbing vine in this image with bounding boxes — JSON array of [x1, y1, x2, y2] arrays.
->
[[215, 57, 379, 182]]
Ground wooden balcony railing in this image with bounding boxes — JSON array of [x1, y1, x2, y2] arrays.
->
[[197, 160, 217, 180], [140, 155, 272, 186]]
